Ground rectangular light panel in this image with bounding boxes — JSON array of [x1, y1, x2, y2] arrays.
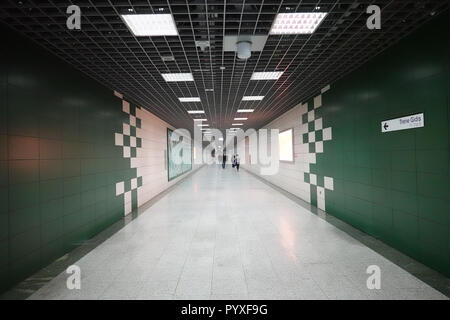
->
[[194, 119, 208, 122], [232, 124, 244, 126], [242, 96, 265, 101], [234, 118, 248, 121], [251, 72, 284, 80], [121, 14, 179, 36], [179, 97, 201, 102], [162, 73, 194, 82], [237, 109, 255, 113], [269, 12, 328, 35], [187, 110, 205, 114]]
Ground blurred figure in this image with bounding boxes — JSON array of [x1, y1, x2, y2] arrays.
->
[[234, 154, 240, 171], [222, 153, 227, 169]]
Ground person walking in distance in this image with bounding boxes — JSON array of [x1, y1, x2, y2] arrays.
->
[[222, 153, 227, 169], [234, 154, 240, 172]]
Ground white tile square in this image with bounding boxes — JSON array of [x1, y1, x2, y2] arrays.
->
[[131, 178, 138, 190], [316, 141, 324, 153], [124, 191, 132, 204], [323, 128, 333, 141], [308, 131, 316, 143], [125, 201, 132, 216], [317, 186, 325, 199], [299, 103, 308, 115], [114, 91, 123, 99], [115, 133, 124, 146], [116, 182, 125, 196], [321, 85, 330, 93], [324, 177, 334, 191], [123, 147, 131, 158], [308, 110, 315, 122], [314, 95, 322, 109], [315, 118, 323, 131], [122, 101, 130, 114], [310, 174, 317, 186], [130, 115, 136, 127], [123, 124, 130, 136], [130, 136, 137, 147]]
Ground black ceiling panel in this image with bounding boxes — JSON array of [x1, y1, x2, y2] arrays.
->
[[0, 0, 448, 131]]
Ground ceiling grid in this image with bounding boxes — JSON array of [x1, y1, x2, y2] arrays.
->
[[0, 0, 448, 131]]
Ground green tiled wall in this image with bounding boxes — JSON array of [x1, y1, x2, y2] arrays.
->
[[0, 26, 135, 292], [309, 12, 449, 276]]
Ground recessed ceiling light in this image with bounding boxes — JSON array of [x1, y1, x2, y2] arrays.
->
[[198, 124, 210, 127], [205, 89, 214, 92], [242, 96, 265, 101], [187, 110, 205, 114], [161, 55, 175, 62], [162, 73, 194, 82], [251, 72, 284, 80], [194, 119, 208, 122], [121, 14, 178, 36], [179, 97, 201, 102], [269, 12, 328, 35], [232, 123, 244, 126], [237, 109, 255, 113], [234, 118, 248, 121]]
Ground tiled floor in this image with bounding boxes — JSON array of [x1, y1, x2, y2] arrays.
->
[[28, 166, 448, 300]]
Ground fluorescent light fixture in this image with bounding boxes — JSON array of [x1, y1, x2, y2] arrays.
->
[[237, 109, 255, 113], [162, 73, 194, 82], [179, 97, 201, 102], [232, 123, 244, 126], [121, 14, 178, 36], [194, 119, 208, 122], [234, 118, 248, 121], [242, 96, 265, 101], [197, 124, 209, 127], [269, 12, 328, 35], [251, 72, 284, 80], [187, 110, 205, 114]]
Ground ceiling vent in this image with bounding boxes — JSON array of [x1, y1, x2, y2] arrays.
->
[[195, 40, 211, 52], [223, 35, 268, 61], [161, 55, 175, 62]]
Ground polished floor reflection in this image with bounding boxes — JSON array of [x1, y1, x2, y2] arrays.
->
[[29, 166, 448, 300]]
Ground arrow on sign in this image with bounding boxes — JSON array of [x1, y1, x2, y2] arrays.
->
[[383, 123, 389, 131]]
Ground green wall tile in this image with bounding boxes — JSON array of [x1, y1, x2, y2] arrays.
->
[[8, 136, 39, 160], [9, 183, 39, 211], [1, 25, 129, 293], [0, 135, 6, 160], [417, 172, 450, 199], [7, 86, 40, 137], [40, 198, 63, 223], [40, 160, 63, 181], [317, 12, 450, 276], [9, 205, 40, 236], [391, 171, 417, 194], [0, 160, 7, 187], [416, 149, 449, 175], [8, 160, 39, 185], [40, 139, 62, 160], [39, 179, 63, 202], [9, 227, 40, 261]]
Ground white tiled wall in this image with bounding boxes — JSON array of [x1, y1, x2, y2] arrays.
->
[[239, 87, 334, 210], [240, 104, 313, 203], [114, 95, 202, 215]]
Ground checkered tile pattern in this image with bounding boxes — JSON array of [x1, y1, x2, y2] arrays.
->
[[300, 85, 334, 211], [114, 96, 143, 216]]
